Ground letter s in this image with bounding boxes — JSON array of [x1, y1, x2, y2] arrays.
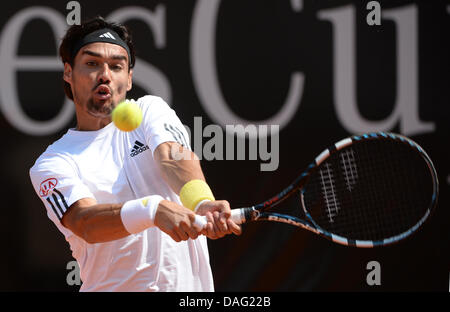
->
[[0, 7, 74, 136]]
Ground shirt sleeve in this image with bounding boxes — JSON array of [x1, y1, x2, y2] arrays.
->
[[138, 96, 191, 154], [29, 153, 94, 224]]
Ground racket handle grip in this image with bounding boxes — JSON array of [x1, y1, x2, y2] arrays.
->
[[193, 214, 208, 229], [230, 208, 246, 224], [193, 208, 247, 229]]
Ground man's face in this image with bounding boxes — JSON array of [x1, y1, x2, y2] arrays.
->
[[64, 42, 132, 119]]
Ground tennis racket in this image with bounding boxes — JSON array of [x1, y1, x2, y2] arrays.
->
[[195, 132, 439, 247]]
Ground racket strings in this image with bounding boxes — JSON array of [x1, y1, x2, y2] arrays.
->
[[362, 143, 426, 238], [303, 140, 433, 241]]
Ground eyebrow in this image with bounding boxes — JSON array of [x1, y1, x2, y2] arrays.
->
[[81, 50, 128, 62]]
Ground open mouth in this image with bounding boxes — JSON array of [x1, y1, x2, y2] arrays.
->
[[94, 85, 112, 100]]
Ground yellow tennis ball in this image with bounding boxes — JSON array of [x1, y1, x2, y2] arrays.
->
[[112, 100, 143, 132]]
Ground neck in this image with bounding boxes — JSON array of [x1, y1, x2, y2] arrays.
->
[[75, 107, 112, 131]]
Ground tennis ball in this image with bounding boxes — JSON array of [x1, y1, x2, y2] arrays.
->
[[112, 100, 143, 132]]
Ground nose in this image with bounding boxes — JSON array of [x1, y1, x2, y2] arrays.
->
[[97, 63, 111, 84]]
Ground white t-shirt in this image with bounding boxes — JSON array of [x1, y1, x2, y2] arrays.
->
[[29, 95, 214, 292]]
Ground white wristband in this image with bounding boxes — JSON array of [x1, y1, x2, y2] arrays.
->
[[120, 195, 164, 234]]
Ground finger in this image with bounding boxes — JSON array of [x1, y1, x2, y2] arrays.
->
[[204, 223, 219, 239], [202, 212, 216, 239], [214, 211, 229, 233], [181, 221, 199, 240], [219, 202, 231, 217], [215, 200, 231, 217], [168, 230, 181, 242], [200, 225, 210, 238], [218, 202, 232, 232], [203, 212, 218, 239], [219, 213, 229, 232], [213, 211, 227, 237], [227, 219, 242, 236], [174, 226, 189, 241], [210, 211, 223, 238]]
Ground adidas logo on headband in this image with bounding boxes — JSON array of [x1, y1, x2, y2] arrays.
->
[[71, 28, 131, 63], [99, 32, 116, 40]]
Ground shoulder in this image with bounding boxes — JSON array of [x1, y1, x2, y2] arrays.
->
[[134, 95, 179, 126], [29, 135, 76, 179], [30, 152, 72, 181], [135, 95, 170, 111]]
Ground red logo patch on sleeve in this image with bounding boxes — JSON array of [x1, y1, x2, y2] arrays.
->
[[39, 178, 58, 197]]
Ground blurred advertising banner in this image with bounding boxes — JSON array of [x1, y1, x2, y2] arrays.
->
[[0, 0, 448, 291]]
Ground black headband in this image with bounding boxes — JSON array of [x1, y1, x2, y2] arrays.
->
[[71, 28, 131, 64]]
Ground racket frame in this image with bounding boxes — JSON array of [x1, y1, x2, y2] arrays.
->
[[233, 132, 439, 248]]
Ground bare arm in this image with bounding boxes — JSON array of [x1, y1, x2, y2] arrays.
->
[[61, 197, 127, 244], [153, 142, 205, 193], [61, 141, 239, 244], [62, 195, 201, 244], [154, 142, 241, 239]]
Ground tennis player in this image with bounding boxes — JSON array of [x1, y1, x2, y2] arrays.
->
[[29, 16, 241, 291]]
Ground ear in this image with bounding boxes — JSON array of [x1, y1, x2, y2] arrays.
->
[[63, 63, 72, 84], [127, 69, 133, 91]]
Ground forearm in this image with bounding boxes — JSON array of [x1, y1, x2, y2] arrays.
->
[[63, 195, 201, 244], [63, 202, 129, 244], [70, 142, 227, 244], [63, 195, 163, 244], [155, 142, 206, 194]]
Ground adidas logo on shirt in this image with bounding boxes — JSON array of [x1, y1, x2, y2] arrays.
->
[[130, 140, 149, 157], [99, 32, 116, 40]]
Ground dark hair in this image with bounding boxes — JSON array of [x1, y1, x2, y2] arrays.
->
[[59, 16, 136, 100]]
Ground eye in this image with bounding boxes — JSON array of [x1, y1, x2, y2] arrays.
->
[[111, 64, 123, 71], [86, 61, 97, 66]]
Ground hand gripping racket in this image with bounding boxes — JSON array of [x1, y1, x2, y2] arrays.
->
[[195, 132, 439, 247]]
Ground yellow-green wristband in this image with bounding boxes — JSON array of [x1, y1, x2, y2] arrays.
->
[[179, 179, 215, 211]]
